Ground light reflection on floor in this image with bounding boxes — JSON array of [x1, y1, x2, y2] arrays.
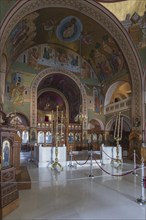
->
[[4, 161, 146, 220]]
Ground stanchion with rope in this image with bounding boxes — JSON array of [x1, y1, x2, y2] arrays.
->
[[93, 155, 139, 177], [135, 152, 142, 164], [101, 147, 119, 165], [72, 152, 90, 166], [132, 150, 138, 176], [136, 158, 146, 205], [89, 150, 94, 178], [68, 149, 75, 168]]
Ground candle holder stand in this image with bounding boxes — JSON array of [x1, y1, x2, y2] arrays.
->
[[111, 142, 122, 165], [51, 106, 63, 172], [111, 112, 123, 166], [52, 136, 63, 171]]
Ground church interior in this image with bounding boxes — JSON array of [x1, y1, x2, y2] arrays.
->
[[0, 0, 146, 219]]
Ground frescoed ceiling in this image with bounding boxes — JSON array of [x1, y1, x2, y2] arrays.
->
[[6, 7, 130, 86], [3, 0, 145, 72], [2, 0, 145, 73], [7, 7, 120, 60]]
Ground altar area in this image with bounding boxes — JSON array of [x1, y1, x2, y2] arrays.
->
[[33, 144, 123, 168], [34, 144, 67, 167]]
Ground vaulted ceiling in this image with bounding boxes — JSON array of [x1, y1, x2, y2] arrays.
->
[[5, 3, 131, 88], [0, 0, 144, 119]]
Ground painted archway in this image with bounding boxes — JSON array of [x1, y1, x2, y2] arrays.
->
[[30, 67, 87, 128], [37, 88, 70, 120]]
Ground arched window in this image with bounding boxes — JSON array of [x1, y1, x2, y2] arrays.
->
[[46, 131, 52, 144], [22, 130, 29, 143], [38, 131, 44, 144]]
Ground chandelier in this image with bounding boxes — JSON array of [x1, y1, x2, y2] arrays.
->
[[74, 112, 87, 123]]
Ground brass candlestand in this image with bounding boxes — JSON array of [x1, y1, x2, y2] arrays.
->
[[112, 112, 123, 165], [51, 106, 63, 171], [51, 134, 63, 171]]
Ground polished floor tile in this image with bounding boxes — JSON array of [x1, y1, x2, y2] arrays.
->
[[4, 161, 146, 220]]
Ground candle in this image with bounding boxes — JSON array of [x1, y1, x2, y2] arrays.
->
[[56, 105, 59, 135], [114, 115, 118, 139], [51, 110, 53, 134], [117, 112, 121, 138], [120, 116, 123, 139], [61, 111, 63, 136]]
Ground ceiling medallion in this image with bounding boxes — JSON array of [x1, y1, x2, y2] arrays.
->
[[56, 16, 83, 42]]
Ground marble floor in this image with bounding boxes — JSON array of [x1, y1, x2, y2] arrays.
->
[[4, 158, 146, 220]]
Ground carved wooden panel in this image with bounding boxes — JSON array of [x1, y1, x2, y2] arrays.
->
[[0, 167, 19, 208], [1, 190, 19, 208]]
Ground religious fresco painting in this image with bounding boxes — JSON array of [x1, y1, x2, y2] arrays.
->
[[93, 87, 104, 113], [4, 5, 145, 125], [7, 9, 130, 80], [2, 140, 10, 168], [56, 16, 83, 42], [37, 91, 66, 123], [37, 91, 65, 112], [9, 72, 25, 104], [6, 12, 39, 64], [12, 29, 129, 114], [27, 46, 41, 69], [30, 128, 37, 142], [4, 1, 146, 73], [88, 34, 126, 81]]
